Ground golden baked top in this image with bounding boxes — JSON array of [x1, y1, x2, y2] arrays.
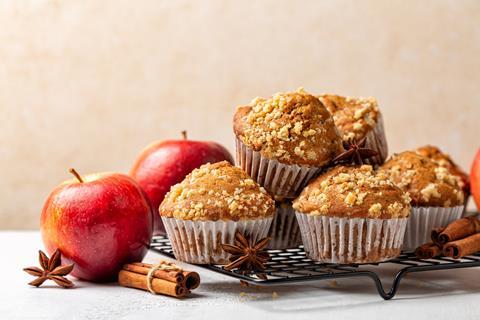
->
[[380, 151, 464, 207], [233, 88, 343, 166], [318, 94, 379, 141], [416, 145, 469, 191], [159, 161, 275, 221], [292, 165, 411, 219]]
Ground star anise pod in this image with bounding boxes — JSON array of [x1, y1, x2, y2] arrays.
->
[[23, 249, 75, 288], [221, 232, 270, 280], [332, 137, 378, 165]]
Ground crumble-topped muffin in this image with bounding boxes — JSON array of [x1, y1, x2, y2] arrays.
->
[[380, 151, 464, 207], [416, 145, 469, 193], [318, 94, 379, 142], [160, 161, 274, 264], [293, 165, 411, 219], [293, 165, 410, 263], [234, 88, 343, 167], [160, 161, 274, 221], [318, 94, 388, 165], [380, 151, 466, 250]]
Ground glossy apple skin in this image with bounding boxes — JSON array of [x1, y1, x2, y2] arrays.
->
[[40, 173, 153, 282], [471, 149, 480, 210], [130, 139, 233, 234]]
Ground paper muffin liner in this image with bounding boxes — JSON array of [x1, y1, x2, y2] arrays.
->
[[363, 112, 388, 166], [295, 212, 408, 264], [162, 217, 272, 264], [235, 137, 322, 199], [267, 202, 302, 249], [462, 193, 470, 216], [402, 205, 465, 251]]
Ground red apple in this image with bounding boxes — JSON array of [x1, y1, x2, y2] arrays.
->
[[130, 131, 233, 234], [40, 169, 153, 282], [471, 149, 480, 210]]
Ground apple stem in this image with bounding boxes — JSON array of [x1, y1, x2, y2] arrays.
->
[[181, 130, 187, 140], [69, 168, 84, 183]]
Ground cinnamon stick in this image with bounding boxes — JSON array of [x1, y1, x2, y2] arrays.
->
[[124, 263, 184, 283], [431, 227, 445, 246], [183, 271, 201, 290], [118, 270, 188, 298], [443, 233, 480, 259], [124, 262, 200, 290], [437, 217, 480, 245], [415, 242, 441, 259]]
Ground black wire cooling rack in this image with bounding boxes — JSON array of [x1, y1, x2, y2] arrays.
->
[[150, 235, 480, 300]]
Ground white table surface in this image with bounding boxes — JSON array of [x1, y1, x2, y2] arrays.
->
[[2, 231, 480, 320]]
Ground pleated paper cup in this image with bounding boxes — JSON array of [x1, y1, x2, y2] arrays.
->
[[162, 217, 272, 264], [363, 113, 388, 166], [267, 202, 302, 249], [402, 205, 465, 251], [295, 213, 408, 264], [462, 193, 470, 216], [235, 137, 322, 199]]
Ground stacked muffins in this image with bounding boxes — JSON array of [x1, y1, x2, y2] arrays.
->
[[159, 87, 469, 266]]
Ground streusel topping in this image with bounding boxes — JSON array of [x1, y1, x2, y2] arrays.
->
[[380, 151, 464, 207], [416, 145, 469, 192], [293, 165, 411, 219], [318, 94, 379, 141], [233, 88, 343, 166], [159, 161, 275, 221]]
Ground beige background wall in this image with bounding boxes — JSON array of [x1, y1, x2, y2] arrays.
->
[[1, 0, 479, 229]]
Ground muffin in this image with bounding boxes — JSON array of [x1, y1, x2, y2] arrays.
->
[[267, 201, 302, 249], [318, 94, 388, 165], [233, 88, 343, 199], [293, 165, 411, 264], [416, 145, 470, 200], [160, 161, 275, 264], [380, 151, 465, 250]]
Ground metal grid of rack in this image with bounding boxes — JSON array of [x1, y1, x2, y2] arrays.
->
[[150, 235, 480, 300]]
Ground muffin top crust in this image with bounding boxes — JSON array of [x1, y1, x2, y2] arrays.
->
[[159, 161, 275, 221], [233, 88, 343, 166], [416, 145, 469, 192], [292, 165, 411, 219], [318, 94, 379, 141], [380, 151, 464, 207]]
